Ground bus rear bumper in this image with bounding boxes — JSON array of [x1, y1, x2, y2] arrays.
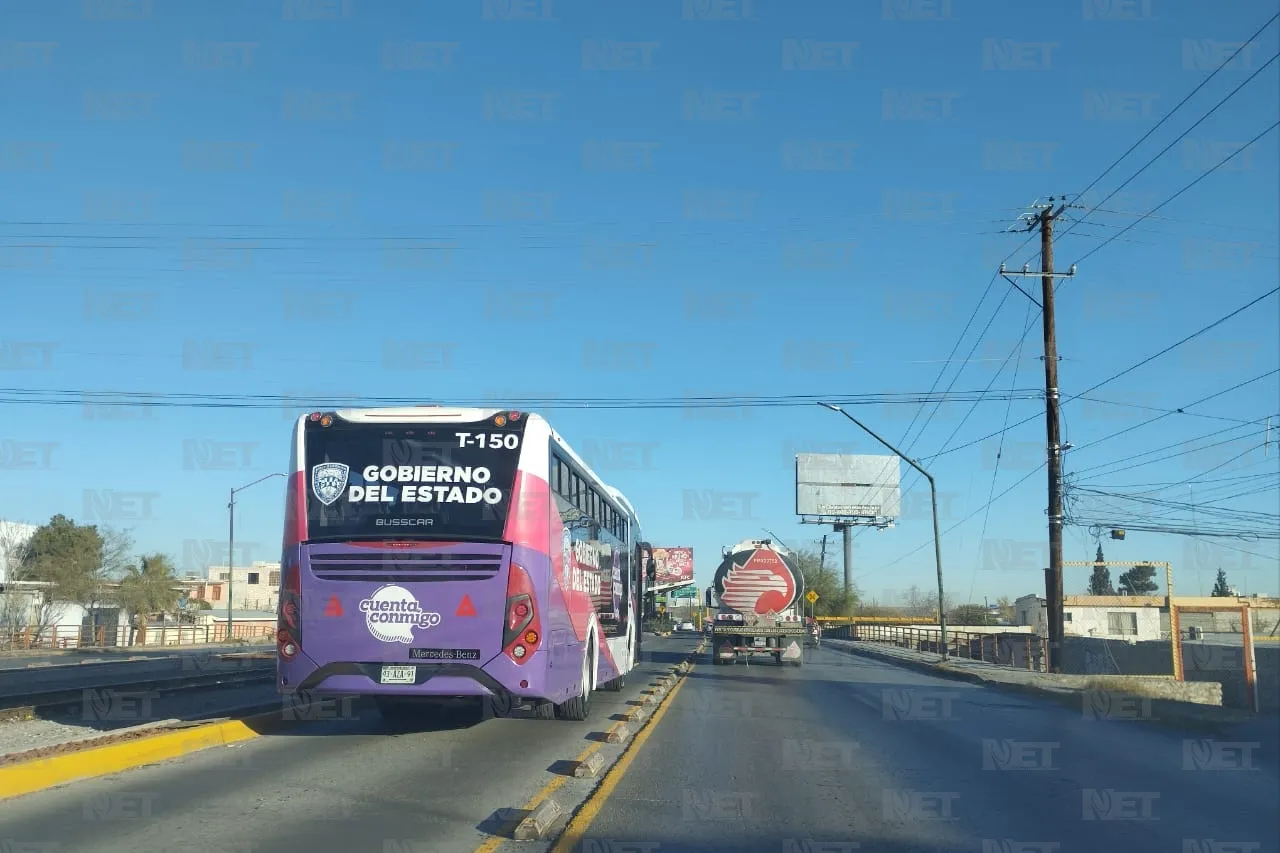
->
[[279, 651, 564, 706]]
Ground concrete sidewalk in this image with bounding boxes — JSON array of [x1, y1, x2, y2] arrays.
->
[[826, 637, 1268, 733]]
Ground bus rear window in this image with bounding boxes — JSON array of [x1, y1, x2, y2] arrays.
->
[[302, 417, 526, 542]]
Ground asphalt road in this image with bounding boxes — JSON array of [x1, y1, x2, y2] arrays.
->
[[3, 637, 1276, 853], [0, 635, 698, 853], [557, 641, 1280, 853]]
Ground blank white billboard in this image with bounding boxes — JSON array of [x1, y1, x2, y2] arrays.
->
[[795, 454, 900, 519]]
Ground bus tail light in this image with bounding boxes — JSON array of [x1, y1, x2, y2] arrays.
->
[[277, 551, 302, 659], [502, 562, 541, 665]]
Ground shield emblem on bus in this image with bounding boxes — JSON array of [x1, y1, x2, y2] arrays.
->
[[311, 463, 350, 506]]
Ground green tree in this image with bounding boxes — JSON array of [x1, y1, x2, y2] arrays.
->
[[791, 548, 857, 616], [20, 514, 107, 610], [1211, 569, 1233, 597], [1117, 563, 1159, 596], [114, 554, 181, 645], [995, 596, 1014, 624], [1088, 545, 1115, 595], [949, 603, 991, 625]]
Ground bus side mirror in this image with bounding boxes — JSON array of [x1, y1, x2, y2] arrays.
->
[[646, 558, 656, 582]]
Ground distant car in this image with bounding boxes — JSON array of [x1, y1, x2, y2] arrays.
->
[[679, 622, 695, 632]]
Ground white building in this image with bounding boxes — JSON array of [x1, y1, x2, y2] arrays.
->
[[1016, 594, 1164, 641], [201, 561, 281, 612]]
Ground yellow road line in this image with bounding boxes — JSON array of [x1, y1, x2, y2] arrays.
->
[[549, 663, 692, 853], [469, 718, 623, 853], [0, 714, 273, 801]]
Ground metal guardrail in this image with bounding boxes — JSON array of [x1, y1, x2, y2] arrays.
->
[[826, 623, 1048, 672], [0, 665, 277, 712], [3, 622, 275, 652]]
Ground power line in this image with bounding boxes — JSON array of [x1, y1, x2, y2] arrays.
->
[[1071, 12, 1277, 205], [1071, 420, 1275, 480], [1055, 45, 1280, 250], [1072, 121, 1280, 266], [1068, 370, 1280, 457], [922, 285, 1279, 462], [1073, 394, 1268, 426], [968, 298, 1035, 605], [881, 463, 1048, 570], [0, 388, 1043, 411], [896, 272, 1000, 452]]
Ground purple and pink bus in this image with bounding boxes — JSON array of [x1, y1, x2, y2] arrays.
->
[[275, 407, 653, 723]]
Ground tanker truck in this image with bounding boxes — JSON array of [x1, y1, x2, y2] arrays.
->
[[709, 539, 807, 666]]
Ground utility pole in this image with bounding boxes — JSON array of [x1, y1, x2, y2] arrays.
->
[[819, 534, 828, 573], [1039, 204, 1066, 675], [1034, 204, 1064, 671], [1000, 197, 1076, 674]]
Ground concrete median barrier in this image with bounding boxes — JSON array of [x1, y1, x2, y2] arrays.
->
[[0, 708, 284, 801], [514, 798, 564, 840]]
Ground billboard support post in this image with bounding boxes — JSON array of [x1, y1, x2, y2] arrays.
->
[[816, 403, 947, 660]]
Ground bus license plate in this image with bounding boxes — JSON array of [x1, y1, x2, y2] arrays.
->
[[380, 665, 416, 684]]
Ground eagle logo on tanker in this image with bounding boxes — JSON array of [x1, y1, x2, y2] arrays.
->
[[311, 463, 349, 506], [719, 551, 796, 615]]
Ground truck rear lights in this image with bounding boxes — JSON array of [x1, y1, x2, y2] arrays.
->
[[503, 562, 541, 665]]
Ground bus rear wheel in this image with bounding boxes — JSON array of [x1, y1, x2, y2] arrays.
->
[[555, 647, 593, 721]]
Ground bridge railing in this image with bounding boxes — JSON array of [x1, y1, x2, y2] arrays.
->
[[1, 621, 275, 651], [824, 622, 1048, 672]]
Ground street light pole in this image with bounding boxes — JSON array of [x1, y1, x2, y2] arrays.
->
[[818, 402, 949, 659], [227, 472, 286, 642]]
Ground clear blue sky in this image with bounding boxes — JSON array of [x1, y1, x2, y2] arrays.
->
[[2, 0, 1277, 604]]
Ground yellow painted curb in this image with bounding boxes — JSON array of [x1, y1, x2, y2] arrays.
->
[[0, 713, 278, 801]]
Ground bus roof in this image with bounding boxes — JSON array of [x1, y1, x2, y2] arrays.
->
[[303, 406, 642, 530]]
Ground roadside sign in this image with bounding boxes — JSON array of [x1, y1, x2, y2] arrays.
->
[[805, 590, 819, 604]]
